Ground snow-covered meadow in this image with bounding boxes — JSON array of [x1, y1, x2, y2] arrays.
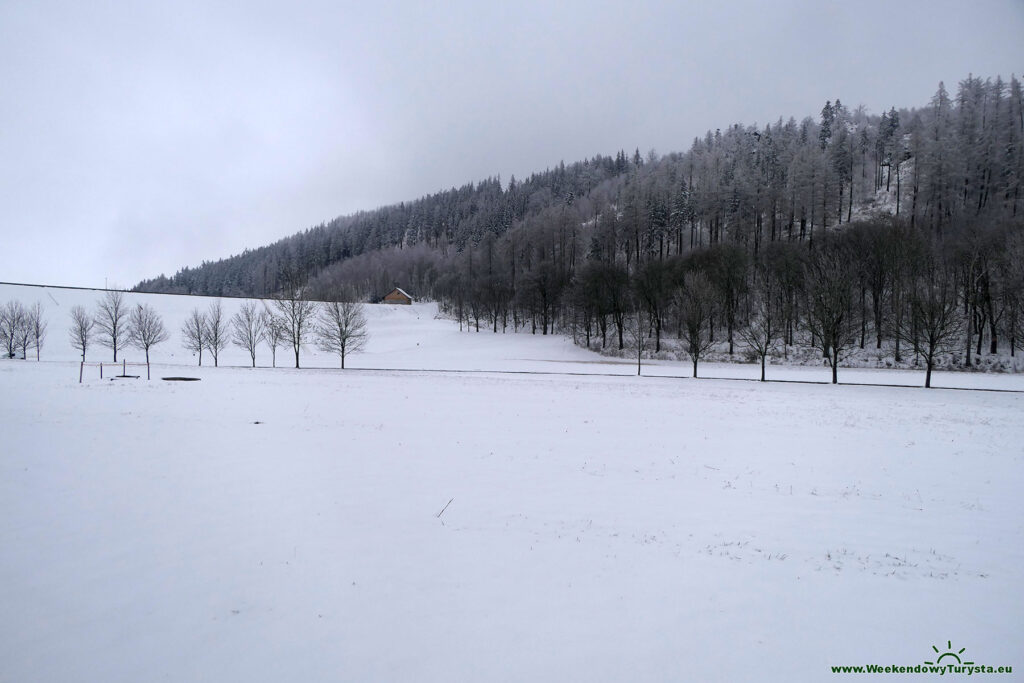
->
[[1, 283, 1023, 681]]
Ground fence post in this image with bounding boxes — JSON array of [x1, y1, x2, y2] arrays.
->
[[100, 363, 103, 379], [123, 358, 126, 376]]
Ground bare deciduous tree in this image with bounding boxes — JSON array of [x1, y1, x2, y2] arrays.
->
[[95, 290, 129, 361], [128, 304, 169, 375], [676, 271, 717, 378], [740, 265, 781, 381], [803, 243, 860, 384], [897, 257, 963, 388], [69, 305, 94, 361], [181, 308, 207, 366], [623, 305, 650, 376], [1, 300, 27, 358], [271, 286, 319, 369], [263, 305, 284, 368], [316, 300, 368, 368], [14, 307, 32, 359], [28, 302, 46, 361], [203, 300, 229, 367], [231, 301, 266, 367]]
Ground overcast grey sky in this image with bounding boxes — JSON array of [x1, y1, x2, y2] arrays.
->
[[1, 0, 1022, 288]]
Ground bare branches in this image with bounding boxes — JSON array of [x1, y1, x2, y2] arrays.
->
[[28, 303, 46, 361], [675, 271, 717, 378], [128, 303, 169, 364], [0, 301, 43, 360], [739, 264, 782, 381], [270, 287, 318, 369], [181, 308, 207, 366], [802, 242, 860, 384], [1, 300, 27, 358], [69, 305, 94, 361], [316, 300, 367, 368], [897, 254, 963, 388], [623, 304, 650, 376], [263, 305, 284, 368], [94, 290, 129, 361], [231, 302, 267, 367], [204, 300, 229, 367]]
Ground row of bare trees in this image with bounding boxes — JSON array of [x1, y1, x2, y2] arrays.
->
[[432, 217, 1019, 387], [4, 288, 369, 370], [266, 287, 369, 369], [600, 237, 965, 387], [0, 301, 46, 360], [70, 288, 370, 370], [177, 290, 367, 369], [68, 291, 169, 364]]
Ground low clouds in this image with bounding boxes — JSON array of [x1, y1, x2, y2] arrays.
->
[[2, 0, 1022, 287]]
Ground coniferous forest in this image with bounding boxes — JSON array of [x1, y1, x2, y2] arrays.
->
[[135, 75, 1024, 382]]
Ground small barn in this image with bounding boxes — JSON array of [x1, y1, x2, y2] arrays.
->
[[382, 287, 413, 305]]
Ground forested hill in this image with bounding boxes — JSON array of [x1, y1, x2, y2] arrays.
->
[[136, 74, 1023, 307], [134, 158, 629, 297]]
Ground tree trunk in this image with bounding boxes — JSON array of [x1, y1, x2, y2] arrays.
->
[[860, 287, 866, 348], [965, 303, 972, 367], [975, 309, 985, 356]]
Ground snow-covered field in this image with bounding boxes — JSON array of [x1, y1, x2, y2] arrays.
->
[[2, 283, 1023, 681]]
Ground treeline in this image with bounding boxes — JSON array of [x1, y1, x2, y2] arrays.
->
[[436, 216, 1023, 386]]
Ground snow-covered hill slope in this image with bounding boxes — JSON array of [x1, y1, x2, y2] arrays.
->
[[3, 281, 1024, 389], [0, 282, 599, 371]]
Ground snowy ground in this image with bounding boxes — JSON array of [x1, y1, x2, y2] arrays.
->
[[1, 283, 1023, 681]]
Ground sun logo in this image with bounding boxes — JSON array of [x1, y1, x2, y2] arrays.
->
[[924, 641, 975, 666]]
